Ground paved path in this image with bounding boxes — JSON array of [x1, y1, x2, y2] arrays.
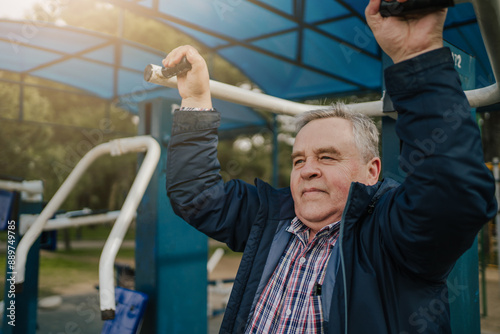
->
[[5, 239, 500, 333], [481, 267, 500, 334], [30, 267, 500, 334], [35, 292, 225, 334]]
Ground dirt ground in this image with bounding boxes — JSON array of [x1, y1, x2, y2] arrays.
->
[[480, 267, 500, 333]]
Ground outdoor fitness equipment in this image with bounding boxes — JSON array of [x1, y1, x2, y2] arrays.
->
[[12, 136, 161, 322]]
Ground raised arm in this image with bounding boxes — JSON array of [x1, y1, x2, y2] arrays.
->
[[366, 0, 497, 280], [164, 46, 262, 252]]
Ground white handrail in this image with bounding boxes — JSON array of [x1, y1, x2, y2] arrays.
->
[[0, 180, 43, 194], [144, 0, 500, 115], [18, 210, 132, 235], [471, 0, 500, 86], [99, 136, 160, 319], [0, 180, 43, 202], [13, 136, 160, 320], [207, 248, 225, 274], [146, 65, 377, 116]]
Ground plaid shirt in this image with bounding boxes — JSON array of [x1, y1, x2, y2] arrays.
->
[[245, 217, 340, 334]]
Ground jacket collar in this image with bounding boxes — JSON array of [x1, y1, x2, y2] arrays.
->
[[254, 178, 295, 221], [343, 178, 400, 226]]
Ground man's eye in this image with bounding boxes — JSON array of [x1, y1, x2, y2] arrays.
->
[[293, 159, 305, 166], [320, 156, 334, 161]]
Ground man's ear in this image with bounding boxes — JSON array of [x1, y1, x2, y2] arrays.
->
[[366, 157, 382, 185]]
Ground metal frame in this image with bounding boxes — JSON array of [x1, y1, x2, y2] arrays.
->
[[145, 0, 500, 116], [0, 180, 43, 202], [105, 0, 379, 93], [0, 19, 165, 101], [13, 136, 160, 319], [18, 210, 133, 235]]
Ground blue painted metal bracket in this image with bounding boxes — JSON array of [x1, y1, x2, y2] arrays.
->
[[101, 287, 149, 334]]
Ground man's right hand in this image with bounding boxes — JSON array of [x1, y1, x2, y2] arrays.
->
[[365, 0, 447, 64], [162, 45, 212, 109]]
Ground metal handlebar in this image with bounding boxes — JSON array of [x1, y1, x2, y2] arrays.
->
[[13, 136, 160, 321]]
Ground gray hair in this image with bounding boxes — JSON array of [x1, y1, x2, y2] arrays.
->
[[295, 102, 380, 162]]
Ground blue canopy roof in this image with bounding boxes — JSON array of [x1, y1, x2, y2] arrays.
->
[[106, 0, 494, 100], [0, 19, 267, 132], [1, 1, 495, 125]]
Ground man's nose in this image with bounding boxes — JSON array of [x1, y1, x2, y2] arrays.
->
[[300, 158, 321, 179]]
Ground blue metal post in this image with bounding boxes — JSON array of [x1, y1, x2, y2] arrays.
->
[[443, 42, 480, 334], [382, 43, 480, 333], [135, 98, 208, 334], [2, 193, 41, 334]]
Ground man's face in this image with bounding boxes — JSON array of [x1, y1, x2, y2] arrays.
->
[[290, 117, 378, 231]]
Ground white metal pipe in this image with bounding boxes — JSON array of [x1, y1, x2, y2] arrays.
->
[[145, 65, 390, 117], [48, 211, 127, 230], [465, 83, 500, 108], [146, 62, 498, 117], [98, 136, 160, 319], [207, 248, 225, 274], [146, 66, 322, 116], [462, 0, 500, 108], [18, 210, 130, 235], [471, 0, 500, 85], [0, 180, 43, 194], [0, 179, 44, 202], [14, 136, 159, 298]]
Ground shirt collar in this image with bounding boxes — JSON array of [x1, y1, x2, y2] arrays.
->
[[287, 217, 340, 245]]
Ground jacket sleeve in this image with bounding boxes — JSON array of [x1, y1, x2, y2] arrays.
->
[[382, 48, 497, 281], [166, 109, 261, 252]]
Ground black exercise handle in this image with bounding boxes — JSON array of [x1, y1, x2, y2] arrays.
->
[[380, 0, 454, 17], [161, 56, 192, 79]]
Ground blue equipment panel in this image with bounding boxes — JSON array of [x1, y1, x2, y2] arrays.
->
[[0, 190, 15, 230], [101, 287, 149, 334]]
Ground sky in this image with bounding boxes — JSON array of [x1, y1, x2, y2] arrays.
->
[[1, 0, 41, 19]]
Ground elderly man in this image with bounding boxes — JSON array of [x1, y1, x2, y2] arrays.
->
[[164, 0, 497, 332]]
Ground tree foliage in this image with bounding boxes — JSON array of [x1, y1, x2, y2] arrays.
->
[[9, 0, 495, 217], [0, 0, 275, 213], [0, 74, 138, 210]]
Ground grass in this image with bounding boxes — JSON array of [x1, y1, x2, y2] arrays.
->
[[0, 222, 242, 301], [56, 224, 136, 241], [0, 223, 238, 301]]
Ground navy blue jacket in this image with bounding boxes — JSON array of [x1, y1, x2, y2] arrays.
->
[[166, 48, 497, 333]]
